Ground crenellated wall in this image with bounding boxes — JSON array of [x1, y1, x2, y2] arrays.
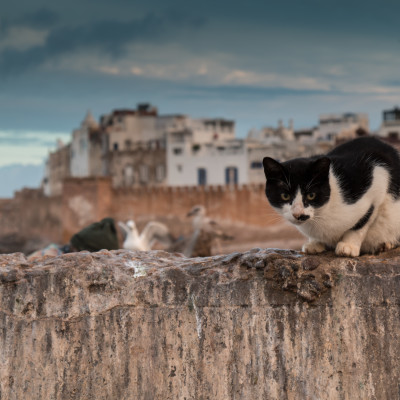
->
[[0, 178, 279, 246], [61, 179, 275, 242], [0, 189, 62, 242]]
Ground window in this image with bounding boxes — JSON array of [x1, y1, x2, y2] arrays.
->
[[173, 148, 183, 155], [389, 132, 399, 140], [123, 165, 134, 186], [125, 139, 132, 150], [198, 168, 207, 185], [225, 167, 238, 184], [139, 165, 149, 183], [113, 142, 119, 151], [192, 144, 201, 153], [156, 164, 165, 181], [326, 133, 335, 141], [250, 161, 263, 169]]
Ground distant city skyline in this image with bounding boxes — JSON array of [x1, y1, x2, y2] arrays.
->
[[0, 104, 391, 168], [1, 0, 400, 191]]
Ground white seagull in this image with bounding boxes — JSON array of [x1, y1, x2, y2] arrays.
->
[[168, 205, 233, 257], [118, 219, 173, 251]]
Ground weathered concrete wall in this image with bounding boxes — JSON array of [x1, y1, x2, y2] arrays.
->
[[0, 248, 400, 399]]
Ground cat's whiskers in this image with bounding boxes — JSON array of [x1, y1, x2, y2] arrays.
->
[[262, 215, 291, 226], [261, 213, 285, 224], [261, 207, 285, 224], [310, 215, 325, 224], [309, 213, 326, 226], [262, 209, 283, 218]]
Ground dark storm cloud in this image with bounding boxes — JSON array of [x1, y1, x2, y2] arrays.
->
[[0, 7, 58, 34], [0, 10, 206, 75], [17, 7, 59, 29], [3, 0, 400, 38], [1, 0, 400, 136]]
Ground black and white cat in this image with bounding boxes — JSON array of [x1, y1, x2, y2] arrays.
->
[[263, 137, 400, 257]]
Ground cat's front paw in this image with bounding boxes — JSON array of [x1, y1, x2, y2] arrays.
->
[[335, 241, 360, 257], [302, 241, 326, 254]]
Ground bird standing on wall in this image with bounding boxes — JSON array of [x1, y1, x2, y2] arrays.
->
[[183, 205, 208, 257], [118, 220, 173, 251], [168, 205, 233, 257]]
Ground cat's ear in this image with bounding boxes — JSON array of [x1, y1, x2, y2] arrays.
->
[[263, 157, 285, 180], [311, 157, 331, 178]]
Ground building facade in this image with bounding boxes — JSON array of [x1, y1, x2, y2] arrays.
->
[[167, 119, 332, 187], [315, 113, 369, 142], [377, 107, 400, 139], [166, 119, 238, 186], [43, 141, 71, 196], [167, 137, 246, 186], [70, 111, 101, 177], [106, 144, 167, 188], [100, 104, 161, 152]]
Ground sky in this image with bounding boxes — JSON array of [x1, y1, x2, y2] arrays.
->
[[1, 0, 400, 182]]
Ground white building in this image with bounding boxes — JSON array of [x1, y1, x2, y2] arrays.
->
[[42, 140, 71, 196], [315, 113, 369, 142], [167, 115, 336, 187], [377, 107, 400, 139], [70, 111, 99, 177], [167, 119, 240, 186]]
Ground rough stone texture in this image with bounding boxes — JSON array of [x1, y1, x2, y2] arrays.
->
[[1, 248, 400, 399]]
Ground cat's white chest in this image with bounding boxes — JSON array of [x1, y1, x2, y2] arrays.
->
[[296, 166, 390, 246]]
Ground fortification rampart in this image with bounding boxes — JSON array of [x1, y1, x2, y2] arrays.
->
[[0, 189, 62, 242], [0, 178, 278, 246]]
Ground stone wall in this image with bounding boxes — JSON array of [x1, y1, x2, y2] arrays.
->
[[109, 183, 271, 227], [0, 248, 399, 399], [0, 189, 62, 243], [0, 178, 278, 247], [61, 177, 113, 242], [62, 179, 276, 243]]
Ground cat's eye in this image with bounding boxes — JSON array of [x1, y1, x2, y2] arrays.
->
[[307, 193, 316, 200], [281, 193, 290, 201]]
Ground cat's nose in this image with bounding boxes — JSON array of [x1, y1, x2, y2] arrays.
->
[[293, 213, 310, 221]]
